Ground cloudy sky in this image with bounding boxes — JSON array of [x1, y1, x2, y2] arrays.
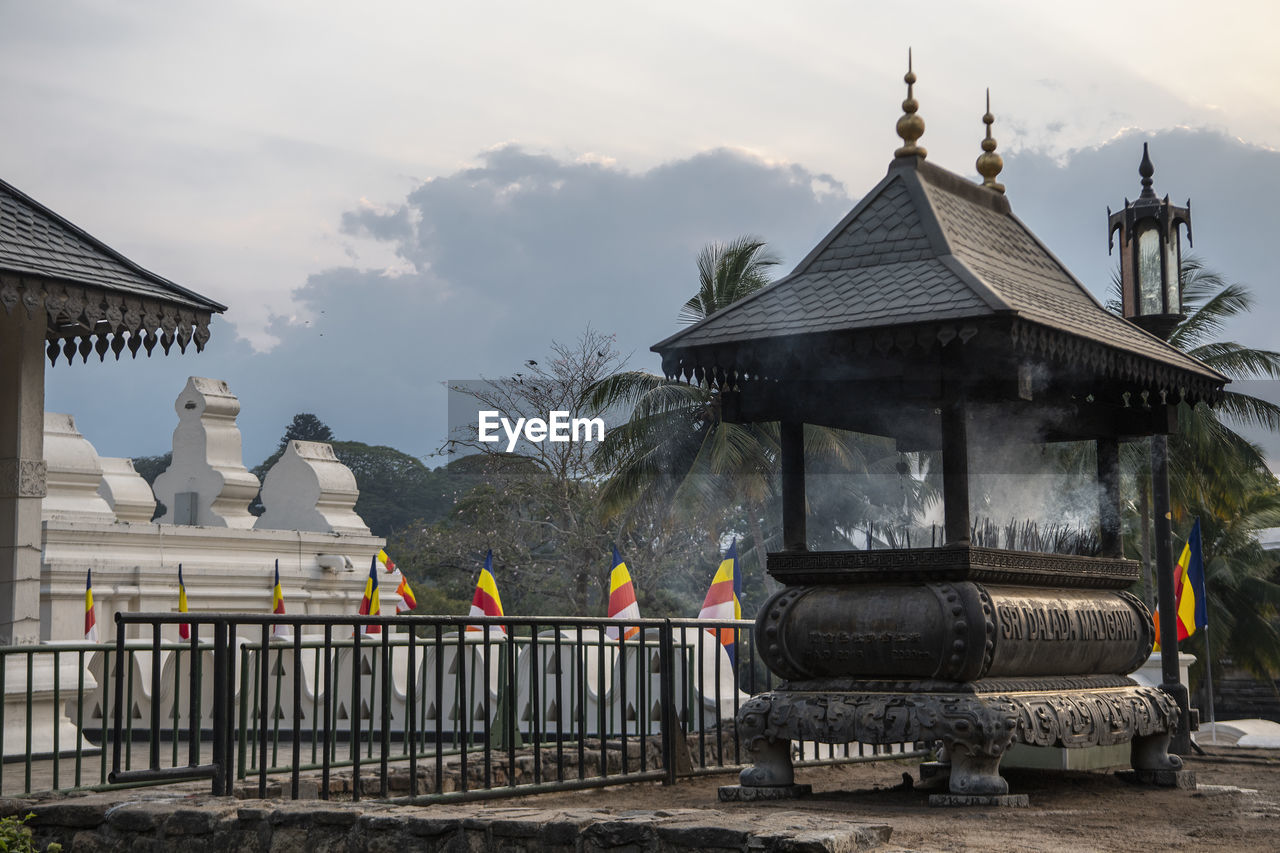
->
[[3, 1, 1278, 467]]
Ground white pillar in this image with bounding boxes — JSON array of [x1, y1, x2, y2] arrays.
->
[[0, 305, 46, 645]]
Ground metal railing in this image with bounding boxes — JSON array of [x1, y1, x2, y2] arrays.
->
[[0, 642, 106, 796], [2, 613, 925, 799]]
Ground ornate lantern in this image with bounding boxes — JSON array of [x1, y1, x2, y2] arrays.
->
[[1108, 143, 1192, 341]]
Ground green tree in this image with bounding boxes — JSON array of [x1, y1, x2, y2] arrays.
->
[[331, 441, 454, 537], [248, 413, 458, 535], [253, 413, 337, 481], [131, 452, 172, 520], [427, 330, 636, 614], [1113, 257, 1280, 685], [131, 452, 171, 485]]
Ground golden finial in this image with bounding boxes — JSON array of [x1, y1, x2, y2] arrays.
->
[[894, 49, 926, 159], [976, 88, 1005, 194]]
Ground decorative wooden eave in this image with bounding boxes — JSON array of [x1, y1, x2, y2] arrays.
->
[[0, 178, 225, 365]]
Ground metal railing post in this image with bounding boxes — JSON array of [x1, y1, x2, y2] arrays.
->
[[321, 624, 333, 800], [658, 620, 677, 785], [211, 619, 227, 795], [149, 625, 162, 771], [351, 627, 362, 802], [380, 628, 391, 798], [258, 625, 269, 798], [291, 629, 303, 799], [110, 617, 125, 782]]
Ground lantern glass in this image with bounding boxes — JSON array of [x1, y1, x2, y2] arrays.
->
[[1137, 221, 1162, 315], [1164, 229, 1181, 316]]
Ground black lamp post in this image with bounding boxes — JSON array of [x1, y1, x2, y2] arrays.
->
[[1109, 143, 1193, 338], [1109, 143, 1194, 754]]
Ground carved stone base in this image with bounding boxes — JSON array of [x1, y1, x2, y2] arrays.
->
[[929, 793, 1030, 807], [736, 684, 1180, 799], [1116, 769, 1197, 789], [718, 784, 813, 802]]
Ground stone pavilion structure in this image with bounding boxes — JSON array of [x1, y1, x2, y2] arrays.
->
[[654, 64, 1225, 803]]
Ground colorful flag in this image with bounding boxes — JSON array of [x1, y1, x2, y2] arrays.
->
[[606, 545, 640, 641], [271, 560, 291, 640], [698, 541, 742, 663], [357, 555, 381, 635], [395, 575, 418, 613], [84, 569, 98, 643], [376, 548, 396, 573], [467, 550, 505, 634], [1154, 518, 1208, 651], [177, 564, 190, 641]]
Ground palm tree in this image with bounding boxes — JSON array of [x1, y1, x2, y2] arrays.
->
[[587, 238, 784, 608], [593, 236, 783, 542], [676, 236, 779, 326], [1177, 465, 1280, 685], [1112, 257, 1280, 684]]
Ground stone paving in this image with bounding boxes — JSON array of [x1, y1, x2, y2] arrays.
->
[[6, 746, 1280, 851], [3, 791, 892, 852]]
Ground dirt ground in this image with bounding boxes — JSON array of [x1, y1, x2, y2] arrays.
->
[[505, 746, 1280, 852]]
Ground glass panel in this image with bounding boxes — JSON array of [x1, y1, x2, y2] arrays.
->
[[1137, 224, 1162, 315], [1165, 230, 1181, 315]]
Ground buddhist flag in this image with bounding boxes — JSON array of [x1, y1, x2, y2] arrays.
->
[[606, 545, 640, 641], [377, 548, 396, 573], [698, 541, 742, 664], [84, 569, 98, 643], [271, 560, 291, 640], [466, 550, 505, 634], [357, 555, 381, 635], [395, 575, 418, 613], [177, 564, 190, 641], [1153, 518, 1208, 651]]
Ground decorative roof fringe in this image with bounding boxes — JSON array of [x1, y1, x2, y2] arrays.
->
[[0, 274, 212, 366]]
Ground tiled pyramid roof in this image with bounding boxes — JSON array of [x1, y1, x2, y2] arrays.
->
[[653, 157, 1223, 393], [0, 178, 224, 312]]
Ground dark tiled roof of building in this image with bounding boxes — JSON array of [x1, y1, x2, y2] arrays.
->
[[653, 157, 1222, 388], [0, 177, 225, 313]]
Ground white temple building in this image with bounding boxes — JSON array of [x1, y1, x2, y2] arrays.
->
[[42, 376, 388, 644], [7, 376, 391, 756]]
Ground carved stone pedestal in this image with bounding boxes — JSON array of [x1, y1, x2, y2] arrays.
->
[[736, 548, 1192, 804], [734, 682, 1180, 800]]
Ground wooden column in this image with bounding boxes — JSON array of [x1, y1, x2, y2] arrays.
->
[[780, 420, 807, 552], [940, 388, 970, 545], [1097, 438, 1123, 558]]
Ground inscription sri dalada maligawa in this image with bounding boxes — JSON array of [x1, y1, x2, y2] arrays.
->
[[759, 582, 1152, 683]]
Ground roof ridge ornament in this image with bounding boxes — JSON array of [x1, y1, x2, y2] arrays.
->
[[894, 49, 927, 159], [1138, 142, 1156, 199], [976, 89, 1006, 194]]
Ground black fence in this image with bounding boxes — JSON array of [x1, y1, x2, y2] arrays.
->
[[94, 612, 923, 802]]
